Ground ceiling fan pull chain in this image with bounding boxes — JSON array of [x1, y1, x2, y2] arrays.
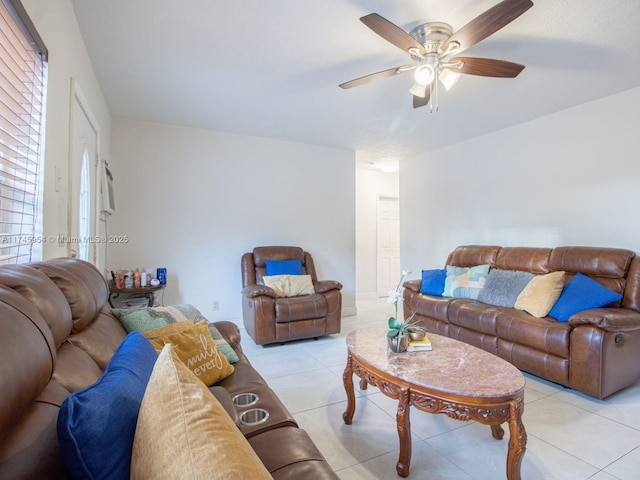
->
[[428, 77, 439, 113], [434, 74, 439, 112], [428, 83, 433, 113]]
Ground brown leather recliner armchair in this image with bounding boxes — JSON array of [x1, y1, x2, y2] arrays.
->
[[241, 246, 342, 345]]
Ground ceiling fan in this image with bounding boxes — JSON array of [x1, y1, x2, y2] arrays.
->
[[339, 0, 533, 111]]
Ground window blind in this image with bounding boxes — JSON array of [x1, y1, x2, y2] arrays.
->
[[0, 0, 47, 264]]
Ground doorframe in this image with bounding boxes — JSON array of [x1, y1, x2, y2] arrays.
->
[[68, 77, 101, 265]]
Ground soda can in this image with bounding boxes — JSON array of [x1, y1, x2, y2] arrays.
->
[[157, 268, 167, 285]]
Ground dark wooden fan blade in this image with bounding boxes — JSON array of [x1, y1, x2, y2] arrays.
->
[[339, 65, 413, 89], [361, 13, 426, 56], [439, 0, 533, 55], [451, 57, 525, 77], [413, 87, 430, 109]]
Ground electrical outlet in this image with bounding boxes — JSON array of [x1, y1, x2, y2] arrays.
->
[[212, 301, 220, 311]]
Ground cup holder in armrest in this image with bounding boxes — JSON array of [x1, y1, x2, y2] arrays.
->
[[232, 392, 259, 407], [239, 408, 269, 426]]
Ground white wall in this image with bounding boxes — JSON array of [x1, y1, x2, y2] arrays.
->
[[26, 1, 639, 315], [108, 119, 356, 323], [24, 0, 112, 262], [401, 87, 640, 278], [355, 166, 399, 299]]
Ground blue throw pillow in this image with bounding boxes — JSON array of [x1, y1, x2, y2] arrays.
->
[[548, 273, 622, 322], [265, 259, 303, 276], [57, 332, 158, 480], [420, 269, 446, 295]]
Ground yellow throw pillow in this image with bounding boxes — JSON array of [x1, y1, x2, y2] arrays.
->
[[144, 319, 194, 337], [131, 345, 272, 480], [515, 271, 565, 318], [263, 274, 315, 298], [143, 321, 233, 386]]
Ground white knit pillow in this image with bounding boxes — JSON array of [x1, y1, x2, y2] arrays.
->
[[263, 274, 315, 297]]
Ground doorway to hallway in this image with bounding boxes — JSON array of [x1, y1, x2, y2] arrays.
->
[[376, 195, 400, 298]]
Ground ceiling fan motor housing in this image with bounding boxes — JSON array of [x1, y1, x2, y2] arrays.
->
[[409, 22, 453, 58]]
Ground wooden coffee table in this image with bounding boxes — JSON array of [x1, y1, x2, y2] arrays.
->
[[343, 327, 526, 479]]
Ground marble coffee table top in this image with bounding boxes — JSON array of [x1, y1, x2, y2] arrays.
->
[[346, 327, 525, 399]]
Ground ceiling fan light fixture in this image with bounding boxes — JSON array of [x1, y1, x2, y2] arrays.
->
[[408, 81, 428, 98], [379, 163, 398, 173], [438, 68, 461, 91], [413, 64, 435, 86]]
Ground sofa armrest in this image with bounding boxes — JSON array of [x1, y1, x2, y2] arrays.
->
[[241, 284, 276, 298], [568, 308, 640, 332], [403, 279, 421, 293], [209, 386, 239, 426], [212, 320, 241, 350], [314, 280, 342, 294]]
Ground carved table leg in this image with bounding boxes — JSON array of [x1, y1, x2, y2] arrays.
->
[[395, 387, 411, 477], [491, 424, 505, 440], [359, 377, 368, 390], [342, 355, 355, 425], [506, 399, 527, 480]]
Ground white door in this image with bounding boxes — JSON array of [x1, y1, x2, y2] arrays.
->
[[377, 196, 400, 297], [69, 82, 99, 263]]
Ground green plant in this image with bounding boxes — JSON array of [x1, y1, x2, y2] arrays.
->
[[386, 270, 426, 338], [387, 314, 425, 338]]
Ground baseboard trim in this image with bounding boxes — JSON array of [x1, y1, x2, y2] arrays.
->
[[342, 305, 357, 317], [356, 291, 378, 302]]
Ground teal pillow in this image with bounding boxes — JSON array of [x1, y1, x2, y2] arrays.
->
[[57, 332, 158, 480], [112, 304, 239, 363], [420, 269, 446, 295], [202, 321, 240, 364], [548, 273, 622, 322], [443, 264, 490, 300], [265, 259, 303, 276], [111, 304, 207, 333]]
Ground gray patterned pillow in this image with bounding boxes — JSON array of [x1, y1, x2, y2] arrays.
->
[[478, 269, 534, 307]]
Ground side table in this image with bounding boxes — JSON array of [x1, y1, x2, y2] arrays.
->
[[108, 284, 166, 308]]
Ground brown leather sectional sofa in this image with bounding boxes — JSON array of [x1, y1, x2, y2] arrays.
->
[[0, 258, 338, 479], [403, 245, 640, 399]]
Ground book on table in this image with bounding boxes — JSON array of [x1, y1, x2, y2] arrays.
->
[[407, 336, 432, 352]]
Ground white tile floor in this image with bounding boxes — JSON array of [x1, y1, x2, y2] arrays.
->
[[239, 299, 640, 480]]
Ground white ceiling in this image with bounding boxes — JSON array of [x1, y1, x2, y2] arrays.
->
[[70, 0, 640, 164]]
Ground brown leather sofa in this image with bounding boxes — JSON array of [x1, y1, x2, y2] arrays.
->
[[0, 258, 338, 479], [403, 245, 640, 399], [241, 246, 342, 345]]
